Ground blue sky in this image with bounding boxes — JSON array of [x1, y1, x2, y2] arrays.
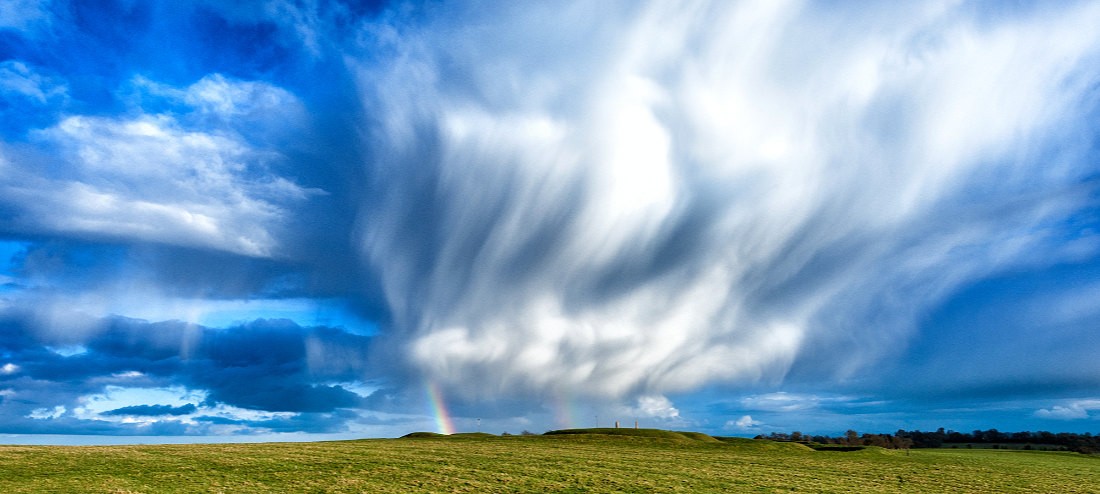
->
[[1, 0, 1100, 443]]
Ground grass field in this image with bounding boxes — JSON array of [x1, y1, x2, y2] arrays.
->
[[1, 429, 1097, 493]]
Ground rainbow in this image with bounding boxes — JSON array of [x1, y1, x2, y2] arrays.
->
[[552, 389, 577, 430], [426, 381, 455, 435]]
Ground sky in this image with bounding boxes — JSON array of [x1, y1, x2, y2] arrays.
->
[[1, 0, 1100, 444]]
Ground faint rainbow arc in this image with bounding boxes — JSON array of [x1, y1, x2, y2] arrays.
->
[[553, 389, 577, 430], [426, 381, 455, 435]]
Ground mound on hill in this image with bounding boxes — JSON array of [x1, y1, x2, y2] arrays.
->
[[543, 428, 721, 443], [400, 432, 496, 439], [400, 432, 446, 438]]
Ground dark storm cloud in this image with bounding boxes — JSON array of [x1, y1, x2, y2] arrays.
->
[[0, 311, 373, 421]]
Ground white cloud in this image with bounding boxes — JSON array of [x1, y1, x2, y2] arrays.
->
[[1035, 399, 1100, 420], [12, 291, 375, 337], [736, 392, 868, 414], [27, 405, 65, 420], [741, 392, 822, 413], [0, 61, 67, 104], [0, 363, 18, 375], [74, 386, 206, 422], [725, 415, 763, 431], [630, 395, 680, 420], [45, 345, 86, 357], [0, 0, 51, 33], [1, 76, 319, 257], [112, 371, 145, 379], [130, 74, 305, 134], [355, 1, 1100, 405], [187, 74, 293, 116], [200, 403, 296, 422], [72, 385, 309, 431]]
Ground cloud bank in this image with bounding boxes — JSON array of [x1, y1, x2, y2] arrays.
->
[[0, 312, 383, 435]]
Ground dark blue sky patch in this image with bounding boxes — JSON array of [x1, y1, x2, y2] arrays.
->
[[188, 9, 291, 81]]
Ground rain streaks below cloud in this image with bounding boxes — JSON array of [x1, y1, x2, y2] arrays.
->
[[357, 1, 1100, 403]]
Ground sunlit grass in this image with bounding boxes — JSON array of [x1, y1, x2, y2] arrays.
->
[[1, 430, 1096, 492]]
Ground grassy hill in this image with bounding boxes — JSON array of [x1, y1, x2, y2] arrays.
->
[[1, 430, 1097, 492]]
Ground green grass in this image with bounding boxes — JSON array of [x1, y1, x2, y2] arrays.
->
[[0, 430, 1097, 493]]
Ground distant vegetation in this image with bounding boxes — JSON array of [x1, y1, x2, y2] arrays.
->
[[1, 428, 1097, 492], [758, 428, 1100, 455]]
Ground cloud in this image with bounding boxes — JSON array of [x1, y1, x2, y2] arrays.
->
[[1035, 399, 1100, 420], [353, 0, 1100, 406], [103, 403, 198, 417], [0, 309, 376, 434], [27, 405, 65, 420], [0, 0, 51, 33], [0, 61, 67, 105], [630, 395, 680, 420], [0, 74, 319, 257], [725, 415, 762, 431], [0, 61, 68, 135], [126, 74, 306, 143], [740, 392, 825, 413]]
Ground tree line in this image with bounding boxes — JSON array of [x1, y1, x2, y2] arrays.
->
[[755, 428, 1100, 454]]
